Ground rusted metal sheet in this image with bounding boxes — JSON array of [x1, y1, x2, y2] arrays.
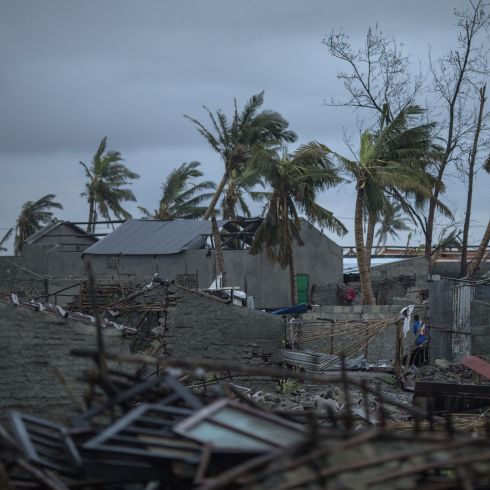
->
[[462, 355, 490, 380]]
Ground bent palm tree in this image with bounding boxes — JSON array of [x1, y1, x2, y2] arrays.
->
[[1, 194, 63, 255], [80, 137, 139, 233], [138, 161, 215, 219], [185, 91, 297, 220], [250, 142, 346, 305], [331, 106, 438, 304]]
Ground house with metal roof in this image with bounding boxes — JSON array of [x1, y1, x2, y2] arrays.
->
[[82, 218, 343, 310]]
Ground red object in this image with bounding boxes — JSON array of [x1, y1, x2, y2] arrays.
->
[[342, 288, 356, 303], [461, 356, 490, 380]]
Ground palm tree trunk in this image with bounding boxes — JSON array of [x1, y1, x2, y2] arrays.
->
[[355, 188, 376, 305], [466, 219, 490, 278], [223, 181, 236, 220], [288, 240, 297, 305], [87, 197, 95, 234], [211, 214, 226, 286], [461, 84, 486, 276], [203, 170, 229, 220], [365, 212, 375, 271]]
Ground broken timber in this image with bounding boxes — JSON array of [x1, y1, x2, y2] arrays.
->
[[413, 381, 490, 413]]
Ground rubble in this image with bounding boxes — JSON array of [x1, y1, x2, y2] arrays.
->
[[2, 269, 490, 489], [2, 347, 490, 489]]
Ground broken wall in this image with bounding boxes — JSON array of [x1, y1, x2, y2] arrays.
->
[[0, 301, 131, 424], [163, 285, 285, 364]]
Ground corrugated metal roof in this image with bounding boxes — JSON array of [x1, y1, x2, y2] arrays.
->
[[83, 219, 226, 255]]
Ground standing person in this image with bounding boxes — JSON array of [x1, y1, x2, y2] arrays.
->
[[410, 314, 429, 366]]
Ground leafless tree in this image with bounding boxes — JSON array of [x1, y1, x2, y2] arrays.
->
[[460, 84, 488, 275], [323, 25, 422, 127], [425, 0, 490, 259]]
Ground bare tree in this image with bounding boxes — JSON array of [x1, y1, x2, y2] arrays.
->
[[460, 84, 488, 275], [425, 0, 490, 258], [323, 25, 422, 125], [466, 154, 490, 277]]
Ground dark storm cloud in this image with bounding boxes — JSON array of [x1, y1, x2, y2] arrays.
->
[[0, 0, 464, 152], [0, 0, 488, 251]]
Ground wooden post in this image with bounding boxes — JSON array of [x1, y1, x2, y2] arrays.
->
[[394, 319, 403, 379]]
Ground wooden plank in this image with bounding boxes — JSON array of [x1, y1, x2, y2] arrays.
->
[[414, 381, 490, 398]]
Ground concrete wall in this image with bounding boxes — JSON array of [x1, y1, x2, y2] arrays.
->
[[84, 221, 343, 309], [0, 256, 80, 305], [0, 301, 131, 423], [162, 285, 285, 364], [433, 260, 490, 278], [368, 256, 429, 287], [345, 256, 429, 305], [23, 244, 86, 279], [0, 257, 48, 297]]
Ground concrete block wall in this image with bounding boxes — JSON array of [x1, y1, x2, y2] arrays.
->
[[370, 256, 429, 288], [0, 301, 131, 423], [306, 304, 405, 322], [164, 285, 284, 365]]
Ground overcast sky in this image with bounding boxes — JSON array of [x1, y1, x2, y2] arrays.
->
[[1, 0, 488, 253]]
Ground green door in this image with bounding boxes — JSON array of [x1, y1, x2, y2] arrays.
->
[[296, 274, 309, 304]]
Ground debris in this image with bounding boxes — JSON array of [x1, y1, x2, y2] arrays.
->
[[462, 355, 490, 380], [414, 381, 490, 413]]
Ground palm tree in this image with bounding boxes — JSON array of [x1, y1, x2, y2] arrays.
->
[[185, 91, 297, 220], [331, 106, 438, 304], [221, 166, 268, 220], [374, 202, 411, 249], [0, 228, 13, 253], [80, 137, 139, 233], [138, 161, 215, 219], [250, 143, 346, 305], [0, 194, 63, 255]]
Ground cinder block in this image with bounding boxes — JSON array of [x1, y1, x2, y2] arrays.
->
[[333, 306, 343, 313], [353, 305, 363, 313]]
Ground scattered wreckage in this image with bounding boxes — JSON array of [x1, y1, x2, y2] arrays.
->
[[2, 277, 490, 489]]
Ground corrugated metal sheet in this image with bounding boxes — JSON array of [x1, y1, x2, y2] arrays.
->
[[452, 283, 474, 362], [83, 219, 226, 255], [428, 280, 454, 361]]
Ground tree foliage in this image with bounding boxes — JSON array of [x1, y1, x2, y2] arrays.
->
[[139, 161, 215, 219], [185, 91, 297, 219], [250, 142, 346, 304], [1, 194, 63, 255], [80, 137, 139, 233]]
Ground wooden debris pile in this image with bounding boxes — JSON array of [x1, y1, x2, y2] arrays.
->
[[2, 348, 490, 489]]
